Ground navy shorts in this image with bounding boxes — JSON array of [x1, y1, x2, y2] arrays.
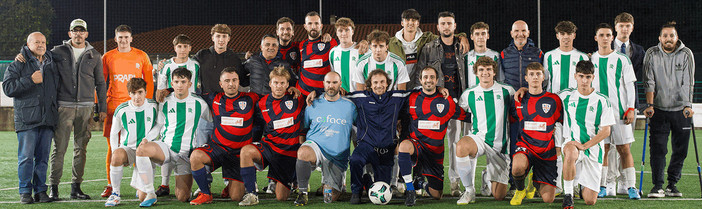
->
[[407, 139, 444, 191], [514, 147, 557, 188], [253, 141, 298, 189], [194, 142, 241, 182]]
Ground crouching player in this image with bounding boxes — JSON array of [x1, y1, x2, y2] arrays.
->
[[134, 68, 212, 206], [238, 66, 306, 205], [560, 60, 614, 208], [104, 78, 161, 207], [398, 66, 469, 206], [509, 63, 562, 205], [455, 57, 514, 204]]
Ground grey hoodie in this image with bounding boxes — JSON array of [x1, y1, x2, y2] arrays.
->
[[643, 40, 695, 111]]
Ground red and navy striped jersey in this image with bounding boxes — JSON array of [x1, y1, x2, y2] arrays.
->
[[255, 93, 306, 158], [207, 92, 260, 152], [297, 38, 339, 96], [279, 41, 301, 74], [403, 91, 469, 163], [513, 91, 563, 160]]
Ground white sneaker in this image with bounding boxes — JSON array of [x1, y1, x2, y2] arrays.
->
[[480, 169, 491, 196], [606, 180, 617, 196], [238, 193, 259, 206], [617, 180, 628, 195], [105, 193, 120, 207], [457, 187, 475, 205], [265, 180, 276, 194]]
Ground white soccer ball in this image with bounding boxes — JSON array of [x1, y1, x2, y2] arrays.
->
[[368, 181, 392, 205]]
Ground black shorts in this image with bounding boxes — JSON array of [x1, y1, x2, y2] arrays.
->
[[515, 147, 557, 188], [253, 141, 297, 189], [194, 142, 241, 182], [407, 139, 444, 191]]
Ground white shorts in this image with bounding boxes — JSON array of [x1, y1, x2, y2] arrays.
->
[[301, 140, 346, 191], [604, 120, 634, 145], [155, 141, 191, 176], [563, 141, 602, 192], [469, 134, 510, 185], [115, 146, 137, 165]]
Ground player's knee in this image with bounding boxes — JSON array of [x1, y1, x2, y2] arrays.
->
[[456, 137, 474, 157], [616, 144, 631, 155], [585, 198, 597, 205], [297, 146, 315, 162], [543, 195, 555, 203], [275, 195, 287, 201], [110, 150, 126, 166], [398, 140, 413, 153]]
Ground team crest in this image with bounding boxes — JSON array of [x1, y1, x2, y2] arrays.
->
[[317, 43, 326, 51], [437, 104, 445, 113], [239, 101, 247, 110], [285, 100, 293, 110], [542, 103, 551, 113], [290, 52, 297, 60]]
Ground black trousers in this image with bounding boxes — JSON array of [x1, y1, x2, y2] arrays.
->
[[649, 108, 692, 187]]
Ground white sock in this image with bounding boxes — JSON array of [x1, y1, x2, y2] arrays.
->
[[469, 157, 477, 190], [110, 165, 123, 195], [136, 156, 155, 193], [391, 155, 399, 186], [564, 180, 574, 195], [600, 166, 608, 187], [160, 162, 172, 186], [556, 155, 563, 189], [456, 155, 474, 188], [623, 167, 636, 188]]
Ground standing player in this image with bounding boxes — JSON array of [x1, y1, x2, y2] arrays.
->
[[329, 17, 361, 93], [134, 68, 212, 207], [101, 24, 154, 197], [104, 78, 160, 207], [542, 21, 588, 194], [276, 17, 302, 76], [238, 66, 306, 205], [509, 63, 562, 205], [560, 60, 615, 208], [398, 66, 469, 206], [294, 72, 357, 205], [188, 67, 260, 205], [354, 30, 409, 91], [455, 57, 514, 204], [297, 11, 339, 96], [465, 22, 500, 88], [590, 23, 639, 199]]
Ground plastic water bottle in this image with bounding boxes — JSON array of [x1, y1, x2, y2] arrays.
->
[[323, 184, 332, 203]]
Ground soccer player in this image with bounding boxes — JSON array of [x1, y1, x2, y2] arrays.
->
[[455, 57, 515, 204], [134, 68, 212, 207], [238, 66, 306, 206], [398, 66, 469, 206], [559, 60, 615, 208], [297, 11, 339, 96], [354, 30, 409, 91], [294, 72, 357, 205], [509, 63, 562, 205], [329, 17, 361, 93], [276, 17, 302, 75], [104, 78, 160, 207], [101, 24, 154, 197], [542, 21, 588, 194], [465, 21, 500, 88], [590, 23, 639, 199], [187, 67, 260, 205]]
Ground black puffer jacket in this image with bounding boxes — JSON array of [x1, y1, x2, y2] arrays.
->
[[242, 52, 296, 95]]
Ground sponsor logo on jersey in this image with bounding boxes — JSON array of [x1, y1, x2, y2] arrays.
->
[[315, 115, 348, 125], [136, 63, 140, 69], [239, 101, 247, 110], [168, 108, 175, 113], [477, 96, 483, 101], [188, 108, 193, 113], [317, 43, 326, 51], [114, 74, 137, 83], [568, 102, 576, 107], [285, 100, 293, 110], [437, 104, 445, 113], [542, 103, 551, 113], [128, 118, 135, 124], [554, 60, 560, 65]]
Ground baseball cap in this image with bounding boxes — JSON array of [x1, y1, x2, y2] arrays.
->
[[70, 19, 87, 31]]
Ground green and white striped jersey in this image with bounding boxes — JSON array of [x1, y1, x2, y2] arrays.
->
[[458, 82, 515, 154], [159, 93, 212, 155], [464, 49, 500, 88], [110, 99, 161, 150], [590, 51, 636, 117], [158, 57, 200, 93], [329, 44, 360, 92], [353, 51, 410, 90], [559, 88, 615, 163], [543, 48, 589, 92]]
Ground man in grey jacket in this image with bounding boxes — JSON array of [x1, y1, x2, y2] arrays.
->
[[40, 19, 106, 200], [643, 22, 695, 198]]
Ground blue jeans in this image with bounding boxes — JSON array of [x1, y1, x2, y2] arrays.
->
[[17, 126, 53, 194]]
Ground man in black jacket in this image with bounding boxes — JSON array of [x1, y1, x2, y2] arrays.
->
[[242, 34, 295, 95], [3, 32, 60, 204]]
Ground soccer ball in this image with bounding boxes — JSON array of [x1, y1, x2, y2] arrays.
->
[[368, 181, 392, 205]]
